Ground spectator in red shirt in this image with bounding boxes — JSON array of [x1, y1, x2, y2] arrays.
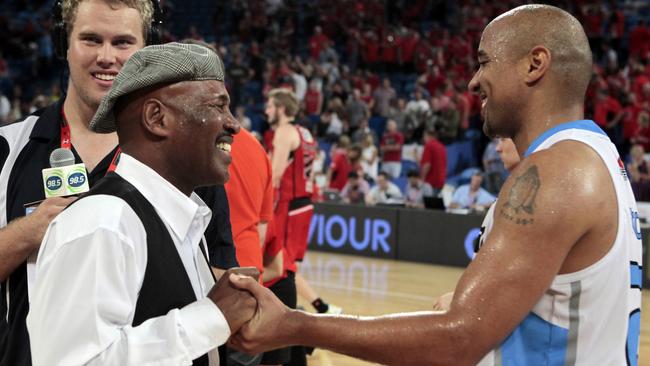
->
[[380, 119, 404, 178], [309, 25, 331, 60], [448, 33, 472, 62], [642, 81, 650, 110], [631, 110, 650, 152], [327, 136, 351, 191], [607, 5, 625, 52], [622, 92, 643, 155], [593, 88, 624, 151], [630, 62, 649, 102], [583, 5, 604, 59], [398, 28, 419, 73], [420, 129, 447, 193], [418, 64, 445, 97], [361, 31, 381, 72], [303, 79, 323, 118], [413, 35, 435, 74], [629, 20, 650, 58], [381, 31, 398, 73]]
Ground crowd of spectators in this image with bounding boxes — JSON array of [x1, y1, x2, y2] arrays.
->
[[2, 0, 650, 206]]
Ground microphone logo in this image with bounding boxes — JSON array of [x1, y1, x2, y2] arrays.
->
[[67, 169, 87, 190], [42, 148, 90, 198], [46, 173, 64, 191]]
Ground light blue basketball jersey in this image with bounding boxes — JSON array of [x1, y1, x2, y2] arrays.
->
[[478, 120, 642, 366]]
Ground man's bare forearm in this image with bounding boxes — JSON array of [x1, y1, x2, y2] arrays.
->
[[0, 218, 38, 281], [284, 310, 481, 366], [0, 196, 77, 280]]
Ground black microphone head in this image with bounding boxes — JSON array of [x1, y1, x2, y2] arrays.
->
[[49, 148, 75, 168]]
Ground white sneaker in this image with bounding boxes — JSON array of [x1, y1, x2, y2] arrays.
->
[[325, 304, 342, 314]]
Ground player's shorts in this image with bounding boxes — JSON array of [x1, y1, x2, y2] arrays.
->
[[274, 197, 313, 263], [260, 271, 296, 364]]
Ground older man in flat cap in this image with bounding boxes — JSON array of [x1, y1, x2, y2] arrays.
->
[[26, 42, 256, 366]]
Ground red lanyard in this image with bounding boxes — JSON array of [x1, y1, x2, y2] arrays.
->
[[107, 146, 121, 173], [60, 107, 121, 173]]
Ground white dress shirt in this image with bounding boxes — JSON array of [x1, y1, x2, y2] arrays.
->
[[27, 153, 230, 366]]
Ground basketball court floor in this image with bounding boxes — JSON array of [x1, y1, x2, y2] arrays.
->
[[296, 251, 650, 366]]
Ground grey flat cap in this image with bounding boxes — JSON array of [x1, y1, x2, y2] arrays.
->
[[90, 42, 224, 133]]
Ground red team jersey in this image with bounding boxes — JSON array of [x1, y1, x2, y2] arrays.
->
[[278, 124, 318, 201], [265, 124, 318, 286]]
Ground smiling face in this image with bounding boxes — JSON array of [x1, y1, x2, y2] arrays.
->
[[468, 5, 592, 139], [66, 0, 145, 112], [468, 24, 525, 138], [165, 80, 240, 190]]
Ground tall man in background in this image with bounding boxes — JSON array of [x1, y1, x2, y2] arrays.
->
[[229, 5, 642, 365], [0, 1, 237, 364]]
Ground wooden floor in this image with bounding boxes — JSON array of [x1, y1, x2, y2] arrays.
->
[[295, 251, 650, 366]]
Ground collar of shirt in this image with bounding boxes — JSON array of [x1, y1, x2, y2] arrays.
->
[[115, 153, 212, 244], [30, 98, 63, 141]]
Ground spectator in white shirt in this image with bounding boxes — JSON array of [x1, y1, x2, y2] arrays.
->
[[449, 171, 496, 211], [366, 171, 403, 205]]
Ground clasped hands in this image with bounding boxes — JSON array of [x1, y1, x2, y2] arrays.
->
[[207, 267, 294, 354]]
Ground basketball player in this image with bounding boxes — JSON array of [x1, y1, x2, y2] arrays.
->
[[228, 5, 642, 365], [261, 88, 319, 365]]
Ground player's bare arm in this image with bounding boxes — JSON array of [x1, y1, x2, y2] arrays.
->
[[229, 140, 616, 365]]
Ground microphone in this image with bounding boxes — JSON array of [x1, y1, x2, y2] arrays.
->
[[49, 147, 75, 168], [41, 148, 90, 198]]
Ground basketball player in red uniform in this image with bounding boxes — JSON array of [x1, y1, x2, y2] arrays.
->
[[262, 88, 325, 365]]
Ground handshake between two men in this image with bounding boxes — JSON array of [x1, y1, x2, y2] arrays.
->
[[210, 268, 297, 354]]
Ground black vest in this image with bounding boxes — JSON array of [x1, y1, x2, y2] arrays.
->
[[78, 173, 210, 365]]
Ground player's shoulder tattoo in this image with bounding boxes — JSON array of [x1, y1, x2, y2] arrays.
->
[[500, 165, 540, 225]]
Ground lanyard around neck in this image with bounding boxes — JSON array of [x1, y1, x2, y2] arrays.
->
[[60, 106, 121, 173]]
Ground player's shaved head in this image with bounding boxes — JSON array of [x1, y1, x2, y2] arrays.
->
[[482, 4, 592, 103]]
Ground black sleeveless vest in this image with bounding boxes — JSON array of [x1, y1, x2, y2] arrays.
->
[[78, 172, 210, 365]]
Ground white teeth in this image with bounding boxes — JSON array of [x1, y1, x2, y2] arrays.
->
[[216, 142, 231, 152], [94, 73, 116, 81]]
